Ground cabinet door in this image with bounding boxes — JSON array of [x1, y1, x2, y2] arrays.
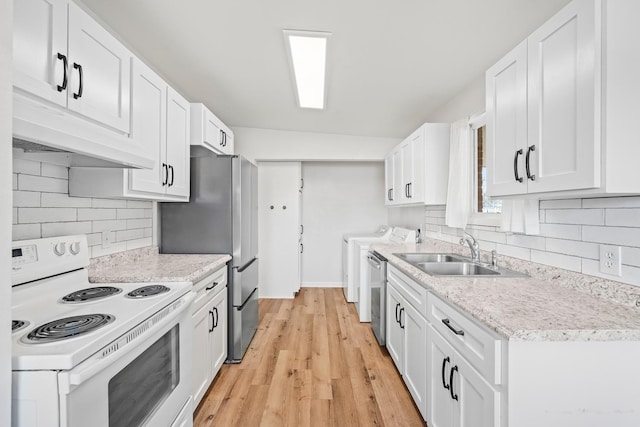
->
[[399, 140, 413, 203], [427, 325, 455, 427], [13, 0, 67, 106], [203, 111, 223, 152], [407, 129, 425, 203], [527, 0, 600, 194], [129, 59, 167, 195], [454, 352, 500, 427], [210, 288, 228, 378], [384, 153, 395, 205], [192, 303, 212, 406], [67, 2, 131, 133], [386, 284, 404, 373], [485, 39, 528, 197], [403, 301, 428, 420], [165, 87, 191, 198]]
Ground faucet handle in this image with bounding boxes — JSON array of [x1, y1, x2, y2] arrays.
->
[[491, 250, 498, 267]]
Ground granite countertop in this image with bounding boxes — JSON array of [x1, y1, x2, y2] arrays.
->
[[372, 240, 640, 342], [88, 246, 231, 284]]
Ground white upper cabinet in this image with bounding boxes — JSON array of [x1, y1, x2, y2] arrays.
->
[[487, 0, 640, 198], [14, 0, 131, 133], [66, 2, 131, 133], [165, 87, 190, 198], [69, 59, 190, 202], [12, 0, 152, 169], [191, 103, 234, 156], [13, 0, 68, 106], [385, 123, 450, 207]]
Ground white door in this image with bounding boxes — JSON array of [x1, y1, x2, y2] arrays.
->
[[129, 59, 167, 195], [386, 285, 404, 373], [399, 140, 413, 203], [13, 0, 68, 106], [403, 301, 428, 420], [67, 2, 131, 133], [210, 288, 228, 379], [427, 325, 455, 427], [165, 87, 190, 197], [527, 0, 599, 194], [258, 162, 301, 298], [486, 39, 528, 197], [191, 303, 212, 407]]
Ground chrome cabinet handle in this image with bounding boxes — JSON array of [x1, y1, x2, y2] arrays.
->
[[168, 165, 174, 187], [399, 307, 405, 329], [162, 163, 168, 186], [208, 310, 215, 332], [205, 281, 218, 291], [395, 303, 401, 323]]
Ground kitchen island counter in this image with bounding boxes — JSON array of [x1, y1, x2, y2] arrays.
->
[[89, 246, 231, 284]]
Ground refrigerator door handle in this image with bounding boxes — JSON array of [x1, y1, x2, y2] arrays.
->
[[235, 257, 258, 273], [234, 287, 258, 310]]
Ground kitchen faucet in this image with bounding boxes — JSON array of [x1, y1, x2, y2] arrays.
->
[[459, 232, 480, 262]]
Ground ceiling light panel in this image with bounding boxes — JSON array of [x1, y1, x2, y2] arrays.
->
[[283, 30, 331, 109]]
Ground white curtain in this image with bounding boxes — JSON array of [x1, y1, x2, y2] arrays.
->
[[500, 199, 540, 235], [445, 118, 472, 229]]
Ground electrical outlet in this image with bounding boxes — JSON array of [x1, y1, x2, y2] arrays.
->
[[599, 244, 622, 276], [102, 230, 112, 249]]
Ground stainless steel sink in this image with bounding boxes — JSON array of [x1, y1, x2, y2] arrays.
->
[[416, 262, 500, 276], [393, 252, 527, 277], [394, 253, 468, 263]]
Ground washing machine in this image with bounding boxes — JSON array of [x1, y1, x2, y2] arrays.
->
[[355, 227, 416, 322], [342, 225, 391, 302]]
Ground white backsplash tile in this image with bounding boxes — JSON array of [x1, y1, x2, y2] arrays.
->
[[12, 157, 154, 258], [423, 194, 640, 287]]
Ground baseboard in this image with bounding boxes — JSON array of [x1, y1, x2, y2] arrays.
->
[[301, 282, 342, 288]]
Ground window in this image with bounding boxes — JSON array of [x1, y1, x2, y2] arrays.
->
[[469, 113, 501, 225]]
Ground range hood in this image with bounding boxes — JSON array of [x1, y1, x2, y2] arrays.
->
[[13, 93, 154, 169]]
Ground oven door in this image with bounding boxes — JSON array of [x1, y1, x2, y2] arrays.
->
[[58, 294, 194, 427]]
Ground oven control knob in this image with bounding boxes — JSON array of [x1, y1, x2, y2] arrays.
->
[[69, 242, 81, 255], [53, 242, 66, 256]]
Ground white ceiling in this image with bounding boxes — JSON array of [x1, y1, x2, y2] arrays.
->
[[78, 0, 571, 139]]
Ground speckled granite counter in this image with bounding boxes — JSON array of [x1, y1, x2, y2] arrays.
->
[[372, 239, 640, 342], [88, 246, 231, 284]]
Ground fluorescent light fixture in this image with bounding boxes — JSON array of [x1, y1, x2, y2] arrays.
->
[[283, 30, 331, 109]]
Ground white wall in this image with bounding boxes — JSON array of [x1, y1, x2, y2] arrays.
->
[[301, 162, 388, 286], [1, 0, 12, 422], [234, 127, 400, 163], [426, 75, 485, 123]]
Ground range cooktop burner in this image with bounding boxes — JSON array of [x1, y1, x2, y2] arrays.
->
[[61, 286, 122, 303], [24, 314, 115, 343], [126, 284, 171, 298], [12, 320, 29, 333]]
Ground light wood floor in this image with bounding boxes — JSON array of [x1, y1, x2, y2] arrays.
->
[[194, 288, 425, 427]]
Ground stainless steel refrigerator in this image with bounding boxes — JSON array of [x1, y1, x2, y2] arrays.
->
[[160, 153, 258, 362]]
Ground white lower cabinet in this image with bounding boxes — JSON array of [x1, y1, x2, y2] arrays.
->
[[386, 266, 428, 419], [191, 266, 228, 408], [427, 324, 500, 427]]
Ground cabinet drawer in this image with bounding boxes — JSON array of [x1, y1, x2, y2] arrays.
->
[[192, 266, 228, 312], [388, 265, 427, 316], [427, 293, 502, 385]]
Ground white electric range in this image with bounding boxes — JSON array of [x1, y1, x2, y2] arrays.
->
[[11, 235, 194, 427]]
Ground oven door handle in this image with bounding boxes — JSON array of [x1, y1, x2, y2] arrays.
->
[[367, 254, 382, 269], [62, 292, 195, 389]]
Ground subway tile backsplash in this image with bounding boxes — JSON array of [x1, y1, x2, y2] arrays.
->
[[12, 156, 153, 258], [423, 196, 640, 287]]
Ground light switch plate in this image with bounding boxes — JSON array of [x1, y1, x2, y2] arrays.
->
[[599, 244, 622, 277]]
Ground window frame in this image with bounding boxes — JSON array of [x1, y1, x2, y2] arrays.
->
[[468, 112, 502, 227]]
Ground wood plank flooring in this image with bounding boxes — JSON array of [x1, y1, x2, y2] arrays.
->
[[194, 288, 425, 427]]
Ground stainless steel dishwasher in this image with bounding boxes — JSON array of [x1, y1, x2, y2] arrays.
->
[[367, 250, 387, 345]]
